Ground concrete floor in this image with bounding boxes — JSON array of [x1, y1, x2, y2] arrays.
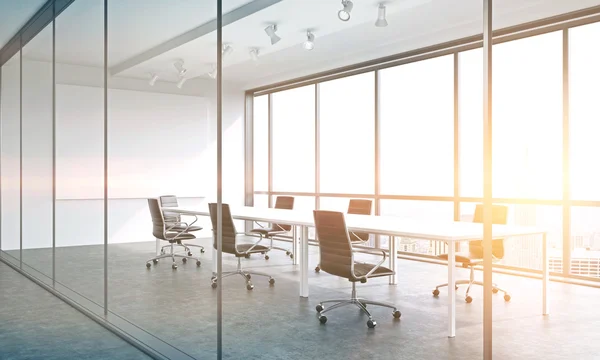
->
[[5, 238, 600, 359], [0, 261, 150, 360]]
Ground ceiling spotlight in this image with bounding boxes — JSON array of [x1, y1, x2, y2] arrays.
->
[[303, 31, 315, 51], [249, 48, 260, 62], [375, 4, 388, 27], [176, 77, 187, 89], [148, 73, 159, 86], [173, 60, 187, 77], [208, 64, 218, 79], [338, 0, 353, 22], [222, 44, 233, 58], [264, 24, 281, 45]]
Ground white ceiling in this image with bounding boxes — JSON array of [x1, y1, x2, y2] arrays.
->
[[0, 0, 47, 49], [14, 0, 600, 90]]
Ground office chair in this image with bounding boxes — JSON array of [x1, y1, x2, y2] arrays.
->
[[313, 210, 401, 328], [250, 196, 295, 260], [433, 204, 511, 303], [315, 199, 372, 273], [208, 203, 275, 290], [159, 195, 205, 256], [145, 198, 201, 270]]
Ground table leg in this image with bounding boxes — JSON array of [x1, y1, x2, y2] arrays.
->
[[448, 241, 456, 338], [292, 226, 299, 265], [299, 225, 309, 298], [212, 247, 217, 275], [155, 237, 160, 256], [389, 236, 397, 285], [542, 232, 549, 315]]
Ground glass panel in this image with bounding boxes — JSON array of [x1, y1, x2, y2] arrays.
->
[[55, 0, 105, 310], [253, 95, 268, 192], [570, 206, 600, 278], [380, 55, 454, 196], [492, 32, 562, 199], [272, 85, 315, 192], [380, 200, 454, 252], [461, 202, 562, 271], [570, 22, 600, 201], [319, 73, 374, 194], [21, 23, 53, 277], [1, 52, 21, 262]]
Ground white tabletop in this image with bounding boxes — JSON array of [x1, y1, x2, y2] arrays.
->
[[167, 206, 544, 242]]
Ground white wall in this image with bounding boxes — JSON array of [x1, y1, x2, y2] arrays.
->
[[0, 59, 246, 250]]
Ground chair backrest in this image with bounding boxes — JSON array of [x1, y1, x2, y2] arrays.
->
[[159, 195, 180, 223], [273, 196, 294, 231], [347, 199, 372, 242], [469, 204, 508, 259], [208, 203, 238, 254], [147, 198, 166, 240], [313, 210, 355, 279]]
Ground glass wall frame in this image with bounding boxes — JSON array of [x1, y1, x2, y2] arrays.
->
[[244, 10, 600, 283]]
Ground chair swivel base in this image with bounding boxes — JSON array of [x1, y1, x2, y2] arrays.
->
[[210, 257, 275, 290], [146, 244, 202, 270], [433, 271, 511, 303], [160, 243, 205, 256], [315, 282, 401, 328]]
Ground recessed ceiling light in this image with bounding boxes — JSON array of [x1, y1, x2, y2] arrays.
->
[[176, 77, 187, 89], [208, 64, 217, 79], [303, 31, 315, 51], [338, 0, 353, 22], [148, 73, 159, 86], [375, 4, 388, 27], [264, 24, 281, 45], [223, 44, 233, 57]]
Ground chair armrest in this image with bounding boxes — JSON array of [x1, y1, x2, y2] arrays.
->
[[352, 247, 387, 278], [165, 221, 191, 241]]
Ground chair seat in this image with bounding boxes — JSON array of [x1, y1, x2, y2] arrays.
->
[[437, 251, 498, 266], [164, 232, 196, 241], [167, 225, 203, 232], [351, 263, 394, 281], [236, 243, 270, 256], [250, 228, 286, 236]]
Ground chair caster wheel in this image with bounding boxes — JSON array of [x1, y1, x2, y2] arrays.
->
[[393, 310, 401, 319], [172, 263, 178, 270], [160, 249, 165, 255], [285, 251, 291, 256], [196, 260, 201, 267], [146, 263, 151, 269], [211, 282, 217, 289], [245, 254, 251, 258], [269, 278, 275, 285], [367, 319, 377, 328], [316, 304, 324, 312], [492, 288, 499, 294], [504, 294, 511, 302], [465, 296, 473, 303], [265, 255, 270, 260], [153, 259, 158, 264], [246, 283, 254, 290], [200, 248, 205, 253], [182, 258, 187, 263], [245, 274, 251, 280], [319, 315, 327, 324], [211, 276, 217, 282], [315, 266, 320, 273], [289, 254, 294, 259], [432, 289, 440, 297]]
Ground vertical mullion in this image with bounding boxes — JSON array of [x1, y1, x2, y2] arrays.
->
[[562, 28, 571, 276], [454, 52, 460, 253], [216, 1, 223, 358], [51, 3, 56, 285], [482, 0, 494, 358], [102, 0, 108, 316], [244, 92, 254, 232], [0, 48, 2, 254], [19, 41, 22, 268], [315, 83, 320, 211], [267, 93, 273, 208], [374, 70, 381, 248]]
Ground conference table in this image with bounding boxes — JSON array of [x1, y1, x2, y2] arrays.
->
[[162, 205, 548, 338]]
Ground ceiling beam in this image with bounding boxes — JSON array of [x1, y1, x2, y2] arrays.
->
[[109, 0, 282, 76]]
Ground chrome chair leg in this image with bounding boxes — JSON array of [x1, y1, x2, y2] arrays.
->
[[210, 257, 274, 290], [147, 242, 202, 270]]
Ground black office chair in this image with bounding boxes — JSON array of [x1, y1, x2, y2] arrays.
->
[[250, 196, 295, 260], [208, 203, 275, 290], [313, 210, 401, 328], [433, 204, 511, 303], [146, 198, 201, 270], [159, 195, 205, 256], [315, 199, 372, 273]]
